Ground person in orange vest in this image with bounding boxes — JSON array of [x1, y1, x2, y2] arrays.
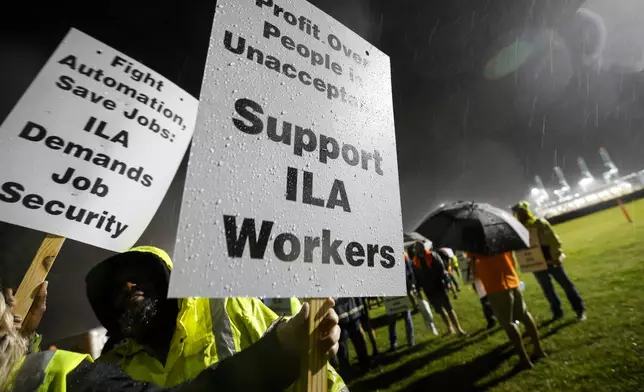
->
[[470, 251, 546, 369], [412, 241, 467, 336]]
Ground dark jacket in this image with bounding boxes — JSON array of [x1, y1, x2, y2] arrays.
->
[[334, 298, 363, 325], [412, 250, 448, 297]]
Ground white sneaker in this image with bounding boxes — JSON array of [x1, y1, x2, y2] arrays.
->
[[431, 323, 439, 336]]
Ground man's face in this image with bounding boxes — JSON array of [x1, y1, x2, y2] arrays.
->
[[112, 267, 162, 339]]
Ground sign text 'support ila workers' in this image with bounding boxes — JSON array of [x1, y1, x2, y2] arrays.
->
[[171, 0, 405, 297]]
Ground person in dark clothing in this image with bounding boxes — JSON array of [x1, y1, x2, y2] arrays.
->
[[334, 298, 370, 380], [412, 242, 467, 336], [356, 297, 379, 356], [403, 252, 419, 310], [387, 255, 416, 351], [83, 247, 345, 391]]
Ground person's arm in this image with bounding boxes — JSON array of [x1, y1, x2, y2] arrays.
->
[[67, 327, 300, 392]]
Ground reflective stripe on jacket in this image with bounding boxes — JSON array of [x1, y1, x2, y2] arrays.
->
[[98, 247, 347, 392], [10, 350, 91, 392]]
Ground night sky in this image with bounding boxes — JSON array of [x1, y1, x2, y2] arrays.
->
[[4, 0, 644, 232]]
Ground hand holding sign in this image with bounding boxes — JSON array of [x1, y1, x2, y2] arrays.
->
[[6, 281, 48, 339], [276, 298, 340, 358]]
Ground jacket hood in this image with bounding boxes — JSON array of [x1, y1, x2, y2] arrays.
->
[[85, 246, 173, 335], [511, 200, 537, 223]]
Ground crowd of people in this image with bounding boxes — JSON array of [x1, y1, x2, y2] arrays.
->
[[0, 201, 585, 391], [329, 201, 586, 378]]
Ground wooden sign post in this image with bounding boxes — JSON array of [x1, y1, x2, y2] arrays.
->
[[11, 234, 65, 320], [617, 199, 633, 223], [297, 298, 328, 392]]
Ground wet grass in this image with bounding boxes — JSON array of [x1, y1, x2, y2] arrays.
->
[[345, 198, 644, 391]]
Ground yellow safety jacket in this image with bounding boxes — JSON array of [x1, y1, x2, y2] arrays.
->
[[516, 203, 563, 263], [9, 350, 91, 392], [98, 247, 346, 392]]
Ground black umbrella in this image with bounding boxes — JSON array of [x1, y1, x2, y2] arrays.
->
[[415, 201, 530, 256]]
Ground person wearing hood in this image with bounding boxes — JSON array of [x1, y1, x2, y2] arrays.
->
[[1, 281, 337, 392], [85, 246, 347, 392], [511, 201, 586, 322]]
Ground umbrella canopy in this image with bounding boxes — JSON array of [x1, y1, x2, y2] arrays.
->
[[415, 201, 530, 256]]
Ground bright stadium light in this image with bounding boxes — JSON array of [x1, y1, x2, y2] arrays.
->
[[578, 177, 595, 190]]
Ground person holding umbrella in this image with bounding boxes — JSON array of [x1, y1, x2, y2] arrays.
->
[[412, 241, 467, 336], [414, 200, 547, 360], [511, 201, 586, 321]]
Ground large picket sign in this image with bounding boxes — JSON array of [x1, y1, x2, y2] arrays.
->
[[170, 0, 404, 298], [0, 29, 198, 251]]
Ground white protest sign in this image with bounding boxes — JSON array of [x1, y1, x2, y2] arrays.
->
[[170, 0, 404, 297], [515, 229, 548, 273], [383, 296, 411, 316], [0, 29, 197, 251], [515, 248, 548, 272]]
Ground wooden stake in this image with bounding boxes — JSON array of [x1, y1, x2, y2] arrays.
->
[[617, 199, 633, 223], [297, 298, 328, 392], [11, 234, 65, 320]]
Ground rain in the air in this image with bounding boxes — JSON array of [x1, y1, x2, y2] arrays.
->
[[0, 0, 642, 391]]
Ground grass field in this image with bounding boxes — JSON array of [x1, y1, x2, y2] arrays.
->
[[346, 199, 644, 391]]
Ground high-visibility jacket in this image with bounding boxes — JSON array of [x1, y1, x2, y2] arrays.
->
[[9, 350, 91, 392], [514, 201, 563, 263], [96, 247, 347, 392]]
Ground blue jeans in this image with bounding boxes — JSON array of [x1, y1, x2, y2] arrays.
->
[[534, 264, 584, 316], [388, 310, 415, 347]]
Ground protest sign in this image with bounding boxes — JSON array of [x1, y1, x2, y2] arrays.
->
[[515, 228, 548, 273], [383, 296, 412, 316], [0, 29, 198, 252], [170, 0, 404, 299]]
